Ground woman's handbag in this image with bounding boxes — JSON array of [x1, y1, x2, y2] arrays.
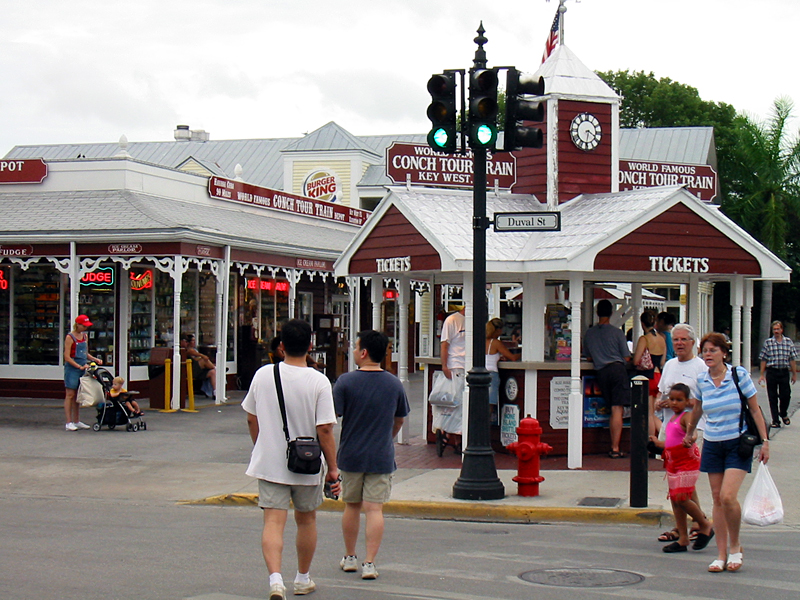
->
[[274, 363, 322, 475], [636, 347, 654, 371], [732, 366, 767, 460], [742, 463, 784, 526]]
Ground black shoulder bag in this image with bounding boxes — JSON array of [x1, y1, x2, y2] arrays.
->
[[732, 366, 767, 460], [274, 363, 322, 475]]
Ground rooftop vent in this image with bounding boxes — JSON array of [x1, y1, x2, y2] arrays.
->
[[174, 125, 209, 142]]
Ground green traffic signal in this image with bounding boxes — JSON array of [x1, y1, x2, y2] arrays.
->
[[468, 68, 499, 150], [473, 123, 497, 147], [426, 73, 457, 153]]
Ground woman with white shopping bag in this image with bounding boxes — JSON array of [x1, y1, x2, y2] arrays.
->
[[683, 332, 770, 573], [63, 315, 103, 432]]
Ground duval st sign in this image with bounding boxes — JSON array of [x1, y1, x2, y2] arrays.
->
[[386, 142, 517, 189], [493, 211, 561, 232]]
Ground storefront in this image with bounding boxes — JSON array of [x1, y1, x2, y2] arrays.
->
[[0, 157, 362, 404]]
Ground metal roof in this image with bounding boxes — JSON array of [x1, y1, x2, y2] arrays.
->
[[618, 127, 717, 167], [0, 189, 352, 259]]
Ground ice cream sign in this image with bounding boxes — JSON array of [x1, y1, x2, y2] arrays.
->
[[303, 170, 339, 203]]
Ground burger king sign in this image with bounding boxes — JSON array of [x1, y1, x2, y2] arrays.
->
[[303, 170, 339, 204]]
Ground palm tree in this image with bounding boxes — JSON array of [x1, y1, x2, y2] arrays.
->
[[723, 97, 800, 346]]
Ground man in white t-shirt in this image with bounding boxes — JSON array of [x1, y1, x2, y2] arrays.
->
[[242, 319, 340, 600], [656, 323, 707, 435], [435, 305, 466, 452]]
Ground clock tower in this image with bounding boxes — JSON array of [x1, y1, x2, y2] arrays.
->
[[511, 44, 620, 207]]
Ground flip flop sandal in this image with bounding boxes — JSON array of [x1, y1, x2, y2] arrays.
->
[[608, 451, 625, 458], [708, 559, 726, 573], [783, 417, 791, 425], [727, 551, 743, 572], [692, 530, 715, 551], [658, 529, 680, 542], [663, 541, 688, 553]]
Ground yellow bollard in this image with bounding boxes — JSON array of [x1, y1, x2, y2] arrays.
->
[[159, 358, 178, 413], [182, 359, 198, 412]]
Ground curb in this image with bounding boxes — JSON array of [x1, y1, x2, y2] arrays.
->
[[181, 494, 669, 526]]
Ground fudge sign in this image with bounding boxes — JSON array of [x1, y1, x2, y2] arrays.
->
[[386, 143, 516, 189]]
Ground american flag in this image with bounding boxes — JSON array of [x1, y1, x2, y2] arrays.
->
[[541, 7, 561, 63]]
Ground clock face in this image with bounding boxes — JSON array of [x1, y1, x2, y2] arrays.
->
[[504, 377, 519, 401], [570, 112, 602, 151]]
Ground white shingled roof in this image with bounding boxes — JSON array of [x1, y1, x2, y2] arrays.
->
[[532, 44, 619, 102]]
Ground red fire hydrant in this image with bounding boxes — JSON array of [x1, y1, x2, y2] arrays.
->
[[506, 415, 553, 497]]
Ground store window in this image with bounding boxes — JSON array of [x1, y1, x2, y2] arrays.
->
[[0, 265, 10, 364], [198, 271, 216, 346], [257, 278, 290, 344], [153, 270, 174, 347], [180, 271, 197, 338], [78, 265, 117, 367], [130, 268, 154, 364], [15, 264, 62, 365]]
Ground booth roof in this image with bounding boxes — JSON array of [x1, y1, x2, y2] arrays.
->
[[0, 188, 353, 258], [338, 184, 790, 280]]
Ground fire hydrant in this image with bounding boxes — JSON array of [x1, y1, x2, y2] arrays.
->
[[506, 415, 553, 497]]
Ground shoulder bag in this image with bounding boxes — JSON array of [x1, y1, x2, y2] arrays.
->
[[274, 363, 322, 474], [732, 366, 767, 460]]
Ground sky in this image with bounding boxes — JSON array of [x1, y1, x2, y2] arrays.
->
[[2, 0, 799, 156]]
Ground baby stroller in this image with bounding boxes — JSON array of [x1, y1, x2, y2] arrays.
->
[[84, 365, 147, 432]]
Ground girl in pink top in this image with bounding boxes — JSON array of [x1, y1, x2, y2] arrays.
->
[[650, 383, 714, 553]]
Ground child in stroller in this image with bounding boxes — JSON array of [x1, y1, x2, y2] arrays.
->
[[110, 376, 144, 417], [89, 367, 146, 432]]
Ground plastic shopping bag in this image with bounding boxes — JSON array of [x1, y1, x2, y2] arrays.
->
[[428, 371, 464, 407], [77, 374, 105, 408], [741, 463, 784, 526]]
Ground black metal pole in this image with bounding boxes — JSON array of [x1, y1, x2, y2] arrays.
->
[[629, 376, 649, 507], [452, 23, 504, 501]]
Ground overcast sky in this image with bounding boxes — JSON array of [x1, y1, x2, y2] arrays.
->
[[2, 0, 798, 156]]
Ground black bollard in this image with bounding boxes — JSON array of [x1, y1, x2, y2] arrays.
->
[[629, 376, 649, 508]]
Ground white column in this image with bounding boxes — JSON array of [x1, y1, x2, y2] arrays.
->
[[731, 276, 744, 366], [568, 273, 584, 469], [743, 279, 754, 369], [348, 276, 359, 372], [288, 269, 298, 318], [171, 255, 184, 411], [611, 102, 620, 193], [547, 99, 560, 210], [370, 276, 382, 330], [216, 248, 231, 403], [687, 276, 701, 336], [461, 273, 474, 446], [631, 282, 642, 341], [396, 275, 410, 444], [69, 242, 79, 322], [523, 273, 545, 419]]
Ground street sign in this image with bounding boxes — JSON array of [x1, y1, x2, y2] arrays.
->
[[493, 211, 561, 232]]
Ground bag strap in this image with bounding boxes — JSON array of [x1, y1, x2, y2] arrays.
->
[[731, 365, 748, 433], [273, 363, 292, 444]]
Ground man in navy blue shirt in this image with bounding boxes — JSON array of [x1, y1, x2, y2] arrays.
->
[[333, 330, 410, 581]]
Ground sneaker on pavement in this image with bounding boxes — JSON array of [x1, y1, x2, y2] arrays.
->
[[74, 421, 91, 429], [269, 582, 286, 600], [292, 579, 316, 595], [340, 555, 358, 572], [361, 562, 378, 580], [65, 422, 78, 431]]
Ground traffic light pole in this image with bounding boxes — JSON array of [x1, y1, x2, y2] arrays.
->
[[452, 24, 505, 501]]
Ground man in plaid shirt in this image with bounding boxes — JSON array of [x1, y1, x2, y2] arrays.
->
[[758, 320, 797, 428]]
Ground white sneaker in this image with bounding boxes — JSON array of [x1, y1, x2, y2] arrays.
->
[[269, 582, 285, 600], [74, 421, 90, 430], [292, 579, 316, 595], [340, 555, 358, 572], [65, 422, 78, 431], [361, 562, 378, 580]]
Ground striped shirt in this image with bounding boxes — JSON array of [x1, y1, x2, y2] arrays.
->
[[758, 336, 797, 369], [696, 365, 756, 442]]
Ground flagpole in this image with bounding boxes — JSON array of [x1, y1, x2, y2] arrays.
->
[[558, 0, 566, 46]]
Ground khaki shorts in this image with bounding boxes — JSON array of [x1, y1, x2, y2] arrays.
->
[[340, 471, 393, 504], [257, 479, 323, 512]]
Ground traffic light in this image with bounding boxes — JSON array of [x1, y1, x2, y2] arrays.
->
[[426, 73, 457, 153], [468, 68, 499, 150], [503, 68, 546, 151]]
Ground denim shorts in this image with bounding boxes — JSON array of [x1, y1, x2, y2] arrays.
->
[[699, 437, 752, 474]]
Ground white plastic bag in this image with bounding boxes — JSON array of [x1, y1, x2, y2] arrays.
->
[[428, 370, 464, 407], [77, 374, 105, 408], [741, 463, 784, 526]]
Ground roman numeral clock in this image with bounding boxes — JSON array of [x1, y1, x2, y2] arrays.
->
[[570, 112, 602, 151]]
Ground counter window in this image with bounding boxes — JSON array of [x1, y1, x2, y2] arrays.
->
[[0, 266, 10, 364], [15, 264, 62, 365]]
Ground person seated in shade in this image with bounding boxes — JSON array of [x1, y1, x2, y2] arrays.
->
[[180, 333, 216, 397]]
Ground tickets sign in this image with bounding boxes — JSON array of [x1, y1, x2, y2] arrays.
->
[[208, 177, 368, 226], [619, 160, 717, 202], [0, 159, 48, 184], [386, 143, 517, 189]]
